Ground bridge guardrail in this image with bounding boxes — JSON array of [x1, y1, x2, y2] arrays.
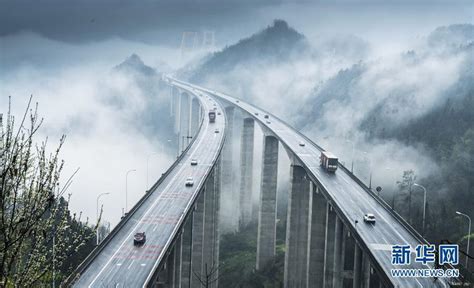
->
[[168, 77, 464, 286], [144, 80, 227, 286], [62, 80, 206, 287], [235, 95, 462, 285]]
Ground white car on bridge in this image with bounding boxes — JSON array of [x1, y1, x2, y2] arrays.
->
[[185, 177, 194, 187], [363, 213, 376, 224]]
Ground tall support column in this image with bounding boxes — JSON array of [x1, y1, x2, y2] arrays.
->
[[166, 248, 176, 287], [333, 216, 343, 288], [323, 204, 336, 287], [353, 243, 363, 288], [220, 106, 236, 231], [174, 235, 182, 288], [341, 225, 347, 285], [362, 252, 371, 288], [190, 98, 200, 137], [179, 93, 190, 152], [174, 89, 181, 134], [170, 86, 174, 117], [256, 135, 279, 270], [156, 262, 169, 287], [239, 118, 255, 227], [212, 162, 221, 288], [181, 216, 193, 288], [202, 171, 216, 283], [307, 184, 327, 287], [284, 165, 311, 288], [190, 190, 205, 288]]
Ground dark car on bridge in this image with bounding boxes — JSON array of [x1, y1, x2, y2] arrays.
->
[[133, 232, 146, 246]]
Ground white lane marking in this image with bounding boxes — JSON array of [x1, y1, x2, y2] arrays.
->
[[185, 81, 451, 287], [210, 92, 438, 287], [127, 260, 135, 270], [89, 97, 216, 287], [89, 96, 218, 287], [141, 263, 146, 267], [143, 88, 225, 286], [116, 263, 122, 266]]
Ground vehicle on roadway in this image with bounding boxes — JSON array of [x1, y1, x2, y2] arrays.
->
[[363, 213, 376, 224], [191, 159, 198, 166], [214, 129, 219, 133], [185, 177, 194, 187], [208, 111, 216, 123], [299, 142, 305, 147], [133, 232, 146, 246], [266, 121, 271, 124], [218, 112, 221, 115], [255, 112, 259, 116], [264, 114, 269, 119], [320, 151, 338, 172]]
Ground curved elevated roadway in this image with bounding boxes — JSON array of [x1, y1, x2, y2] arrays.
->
[[170, 77, 453, 288], [69, 82, 225, 287]]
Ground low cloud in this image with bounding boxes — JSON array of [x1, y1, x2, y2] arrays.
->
[[0, 33, 177, 226]]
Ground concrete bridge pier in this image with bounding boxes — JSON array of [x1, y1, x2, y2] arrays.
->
[[362, 252, 371, 288], [307, 183, 327, 287], [333, 217, 344, 288], [220, 106, 237, 232], [353, 242, 363, 288], [173, 234, 182, 288], [180, 215, 193, 287], [167, 247, 176, 286], [342, 229, 355, 287], [202, 170, 217, 286], [212, 161, 221, 288], [323, 203, 336, 288], [284, 164, 312, 288], [179, 93, 191, 152], [239, 117, 255, 228], [173, 88, 180, 134], [190, 189, 205, 288], [211, 159, 221, 288], [191, 97, 200, 137], [256, 135, 279, 270], [170, 86, 175, 117]]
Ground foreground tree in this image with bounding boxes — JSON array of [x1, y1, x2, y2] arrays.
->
[[0, 97, 95, 286]]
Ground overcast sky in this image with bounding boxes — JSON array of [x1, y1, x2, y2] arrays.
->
[[1, 0, 472, 48], [1, 0, 472, 226]]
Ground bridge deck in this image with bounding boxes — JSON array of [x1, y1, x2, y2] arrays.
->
[[72, 87, 225, 287], [180, 79, 451, 288]]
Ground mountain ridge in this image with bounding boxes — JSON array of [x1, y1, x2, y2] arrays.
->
[[186, 19, 310, 83]]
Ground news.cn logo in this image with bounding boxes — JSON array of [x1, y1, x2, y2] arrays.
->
[[390, 244, 460, 278]]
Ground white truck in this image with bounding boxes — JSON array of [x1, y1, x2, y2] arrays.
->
[[320, 151, 338, 173]]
